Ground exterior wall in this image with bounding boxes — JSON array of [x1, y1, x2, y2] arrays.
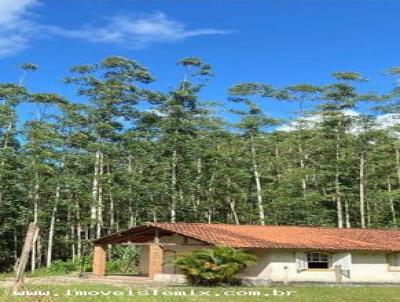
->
[[158, 235, 209, 275], [138, 235, 208, 278], [350, 252, 400, 283], [242, 249, 400, 284], [140, 234, 400, 283], [157, 234, 209, 254], [138, 244, 163, 278]]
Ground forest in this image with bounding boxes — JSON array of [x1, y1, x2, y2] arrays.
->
[[0, 56, 399, 272]]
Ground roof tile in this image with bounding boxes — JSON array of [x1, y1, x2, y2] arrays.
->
[[147, 223, 400, 252]]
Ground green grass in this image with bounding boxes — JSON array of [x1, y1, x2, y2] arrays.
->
[[0, 269, 73, 280], [0, 272, 14, 281], [1, 284, 400, 302]]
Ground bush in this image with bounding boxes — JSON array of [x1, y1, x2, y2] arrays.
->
[[19, 246, 140, 277], [78, 256, 93, 273], [27, 259, 86, 277], [107, 246, 140, 274], [46, 260, 77, 274], [174, 246, 257, 286]]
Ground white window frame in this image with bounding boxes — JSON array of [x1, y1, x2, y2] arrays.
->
[[306, 252, 332, 270]]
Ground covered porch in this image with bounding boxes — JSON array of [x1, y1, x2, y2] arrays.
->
[[92, 224, 210, 279]]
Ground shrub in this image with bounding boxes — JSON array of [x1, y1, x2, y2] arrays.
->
[[78, 256, 93, 273], [107, 246, 140, 274], [27, 259, 85, 277], [174, 246, 257, 286], [46, 260, 77, 274]]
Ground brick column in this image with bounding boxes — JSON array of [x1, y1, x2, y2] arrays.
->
[[148, 244, 163, 279], [93, 244, 107, 276]]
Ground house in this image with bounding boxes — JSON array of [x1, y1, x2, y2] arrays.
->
[[92, 223, 400, 284]]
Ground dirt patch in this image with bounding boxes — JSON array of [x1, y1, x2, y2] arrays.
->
[[0, 275, 171, 288]]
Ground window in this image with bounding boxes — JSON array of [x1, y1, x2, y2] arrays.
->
[[388, 254, 400, 271], [307, 252, 330, 269]]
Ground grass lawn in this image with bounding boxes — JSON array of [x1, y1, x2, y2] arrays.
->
[[1, 284, 400, 302], [0, 268, 76, 280]]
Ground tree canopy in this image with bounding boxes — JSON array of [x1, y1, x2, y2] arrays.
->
[[0, 56, 399, 271]]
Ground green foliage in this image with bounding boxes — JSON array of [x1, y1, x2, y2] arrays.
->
[[332, 71, 366, 81], [228, 82, 274, 98], [24, 259, 84, 277], [386, 66, 400, 75], [107, 246, 140, 274], [19, 63, 39, 72], [174, 247, 257, 286], [47, 260, 77, 273], [1, 56, 400, 273]]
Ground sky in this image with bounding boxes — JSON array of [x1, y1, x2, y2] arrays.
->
[[0, 0, 399, 122]]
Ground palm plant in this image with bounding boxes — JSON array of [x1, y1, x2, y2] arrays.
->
[[174, 246, 257, 285]]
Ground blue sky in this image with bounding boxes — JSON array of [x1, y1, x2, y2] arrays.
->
[[0, 0, 399, 121]]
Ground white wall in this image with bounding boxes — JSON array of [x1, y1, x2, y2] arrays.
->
[[242, 249, 400, 284], [141, 234, 400, 283]]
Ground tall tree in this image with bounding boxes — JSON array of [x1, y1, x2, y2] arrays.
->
[[229, 83, 279, 225], [65, 56, 153, 238]]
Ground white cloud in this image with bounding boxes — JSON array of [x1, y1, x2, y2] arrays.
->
[[0, 0, 38, 56], [375, 114, 400, 130], [277, 110, 361, 132], [0, 2, 229, 57], [47, 12, 229, 48], [0, 0, 37, 25], [277, 110, 400, 134]]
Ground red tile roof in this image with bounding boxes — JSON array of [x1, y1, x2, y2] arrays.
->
[[94, 223, 400, 252]]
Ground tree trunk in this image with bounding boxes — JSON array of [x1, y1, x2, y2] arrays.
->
[[96, 152, 104, 239], [107, 164, 114, 234], [46, 184, 60, 267], [344, 199, 351, 228], [298, 133, 308, 201], [193, 157, 202, 218], [70, 210, 76, 262], [36, 234, 42, 269], [84, 226, 89, 241], [91, 151, 100, 239], [171, 149, 177, 223], [335, 122, 343, 228], [387, 177, 397, 227], [250, 134, 265, 225], [0, 119, 13, 205], [31, 170, 39, 272], [14, 223, 39, 292], [366, 197, 371, 227], [229, 197, 239, 225], [66, 206, 71, 259], [359, 151, 366, 228], [127, 156, 135, 228], [75, 194, 82, 259], [226, 177, 239, 224], [275, 143, 281, 179], [396, 145, 400, 188], [13, 229, 18, 262], [152, 198, 158, 222]]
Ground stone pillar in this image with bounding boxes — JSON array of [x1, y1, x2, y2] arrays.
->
[[93, 244, 107, 276], [148, 244, 163, 279]]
